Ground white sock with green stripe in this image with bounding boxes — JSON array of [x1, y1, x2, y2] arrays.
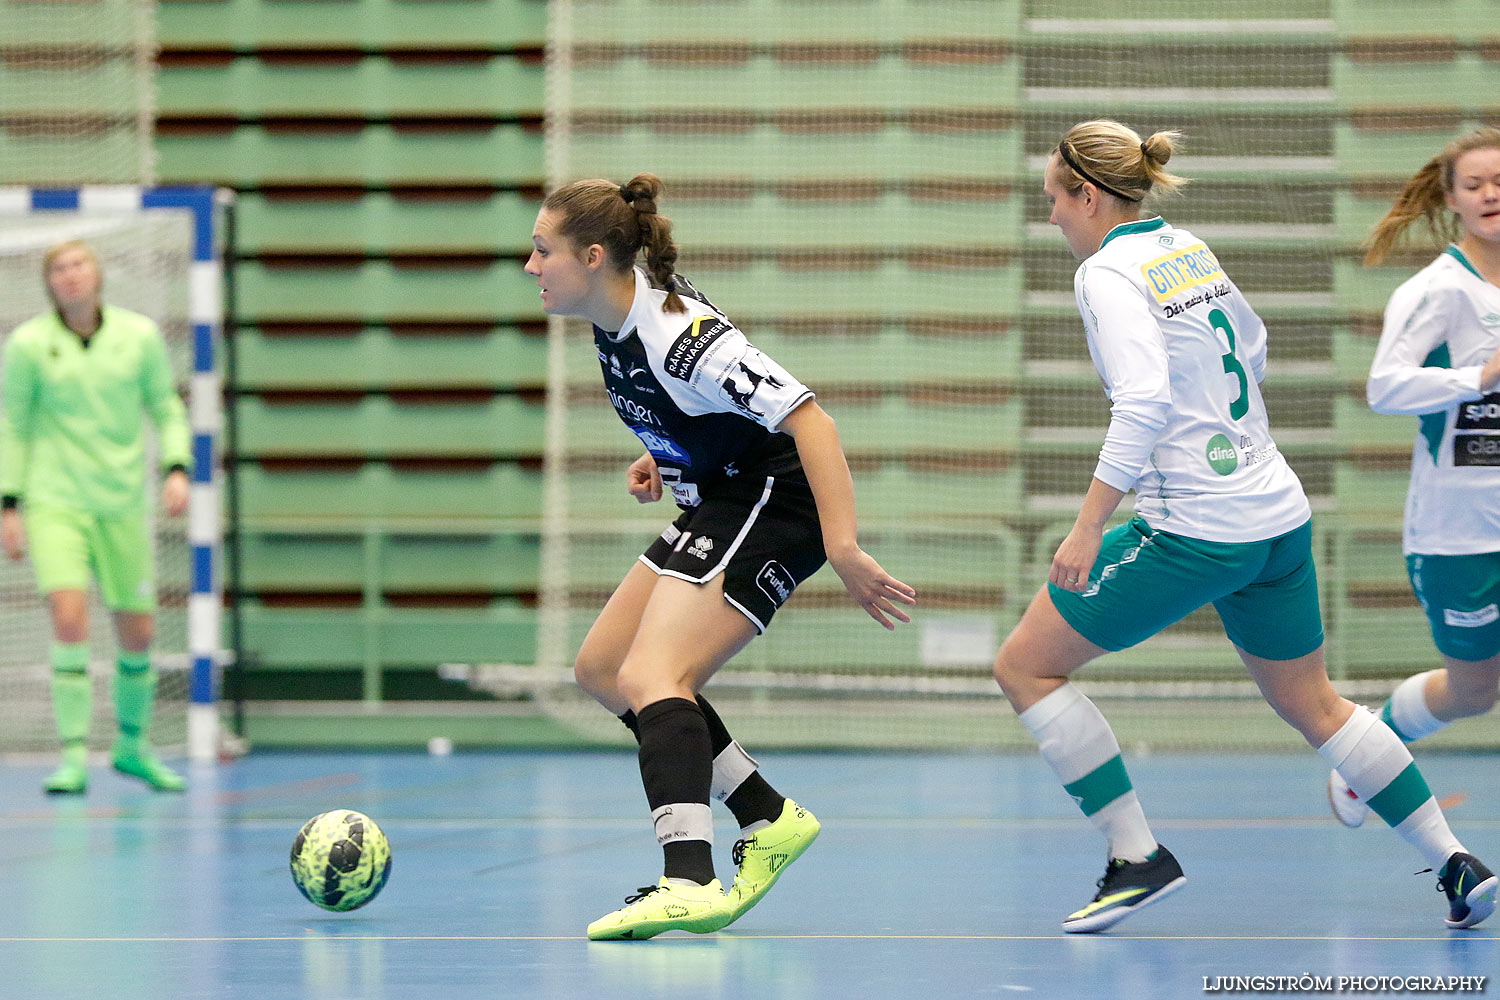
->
[[1019, 682, 1158, 864], [1382, 671, 1448, 743], [1318, 705, 1463, 869]]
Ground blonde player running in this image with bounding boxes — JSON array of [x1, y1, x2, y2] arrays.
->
[[1327, 127, 1500, 828], [992, 120, 1496, 932], [526, 174, 915, 939], [0, 241, 190, 794]]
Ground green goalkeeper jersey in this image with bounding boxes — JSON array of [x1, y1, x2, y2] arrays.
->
[[0, 306, 191, 514]]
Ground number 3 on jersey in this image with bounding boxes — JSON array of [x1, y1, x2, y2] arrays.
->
[[1211, 307, 1249, 420]]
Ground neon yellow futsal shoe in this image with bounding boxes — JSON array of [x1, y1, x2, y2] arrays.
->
[[725, 798, 821, 924], [111, 748, 185, 792], [43, 761, 88, 795], [587, 878, 734, 940]]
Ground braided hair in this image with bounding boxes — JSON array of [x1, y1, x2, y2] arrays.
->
[[542, 172, 686, 313]]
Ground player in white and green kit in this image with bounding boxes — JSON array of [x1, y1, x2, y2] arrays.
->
[[1326, 127, 1500, 829], [0, 240, 191, 794], [991, 120, 1496, 933]]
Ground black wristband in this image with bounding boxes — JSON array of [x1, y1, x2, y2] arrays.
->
[[165, 464, 189, 479], [1, 495, 18, 511]]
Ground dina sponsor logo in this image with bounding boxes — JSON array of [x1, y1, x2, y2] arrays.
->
[[1205, 432, 1238, 475]]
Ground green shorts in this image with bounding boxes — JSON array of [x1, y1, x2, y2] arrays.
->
[[25, 505, 156, 612], [1406, 552, 1500, 662], [1049, 516, 1323, 661]]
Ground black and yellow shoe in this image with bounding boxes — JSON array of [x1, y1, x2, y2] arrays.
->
[[1438, 853, 1498, 929], [725, 798, 820, 925], [1062, 844, 1186, 934], [587, 878, 734, 941]]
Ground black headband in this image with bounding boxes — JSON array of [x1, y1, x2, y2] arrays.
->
[[1057, 141, 1141, 204]]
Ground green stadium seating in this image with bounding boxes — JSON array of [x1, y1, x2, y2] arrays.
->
[[238, 530, 538, 592], [680, 259, 1023, 320], [156, 123, 544, 187], [668, 192, 1023, 252], [235, 259, 542, 323], [0, 132, 149, 187], [235, 192, 540, 256], [745, 327, 1022, 387], [1333, 54, 1498, 115], [1334, 121, 1500, 183], [235, 394, 546, 458], [571, 53, 1019, 114], [1334, 258, 1415, 315], [236, 461, 543, 521], [156, 0, 546, 50], [568, 125, 1023, 186], [1332, 326, 1380, 382], [565, 0, 1021, 45], [157, 55, 543, 119], [1332, 0, 1499, 41], [235, 326, 547, 391], [0, 63, 143, 116], [1331, 460, 1410, 521], [1333, 393, 1419, 449], [238, 599, 537, 669]]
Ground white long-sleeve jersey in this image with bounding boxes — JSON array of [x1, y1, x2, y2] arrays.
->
[[1366, 246, 1500, 555], [1073, 217, 1310, 542]]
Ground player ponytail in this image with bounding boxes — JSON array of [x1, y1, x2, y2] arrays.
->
[[541, 173, 686, 314], [620, 174, 685, 314], [1054, 120, 1187, 205], [1363, 126, 1500, 266]]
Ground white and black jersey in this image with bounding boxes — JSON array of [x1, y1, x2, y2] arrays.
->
[[595, 267, 815, 508]]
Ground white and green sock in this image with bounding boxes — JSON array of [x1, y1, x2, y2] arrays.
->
[[1381, 670, 1448, 743], [1319, 705, 1462, 869], [1018, 682, 1158, 863]]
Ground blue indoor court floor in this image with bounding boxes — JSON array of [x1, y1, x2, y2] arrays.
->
[[0, 748, 1495, 1000]]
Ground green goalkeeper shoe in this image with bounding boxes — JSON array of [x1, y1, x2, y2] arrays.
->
[[725, 798, 821, 924], [111, 749, 185, 792], [587, 877, 734, 941], [43, 761, 88, 795]]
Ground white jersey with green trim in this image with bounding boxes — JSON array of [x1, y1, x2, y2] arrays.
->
[[1367, 246, 1500, 555], [1074, 217, 1310, 543]]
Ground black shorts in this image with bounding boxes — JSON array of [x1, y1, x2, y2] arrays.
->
[[640, 473, 826, 632]]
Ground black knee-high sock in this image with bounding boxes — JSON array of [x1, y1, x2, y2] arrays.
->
[[695, 695, 785, 828], [636, 697, 715, 885], [623, 700, 784, 828]]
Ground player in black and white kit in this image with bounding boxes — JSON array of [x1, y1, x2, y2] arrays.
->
[[525, 173, 916, 940]]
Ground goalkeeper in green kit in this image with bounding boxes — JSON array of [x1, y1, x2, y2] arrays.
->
[[1, 240, 191, 794]]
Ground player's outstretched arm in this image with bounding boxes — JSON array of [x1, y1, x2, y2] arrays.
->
[[778, 400, 916, 629]]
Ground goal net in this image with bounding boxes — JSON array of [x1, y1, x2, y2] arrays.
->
[[0, 191, 217, 757], [526, 0, 1497, 750]]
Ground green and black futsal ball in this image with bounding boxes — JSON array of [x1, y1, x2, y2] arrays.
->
[[290, 810, 392, 911]]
